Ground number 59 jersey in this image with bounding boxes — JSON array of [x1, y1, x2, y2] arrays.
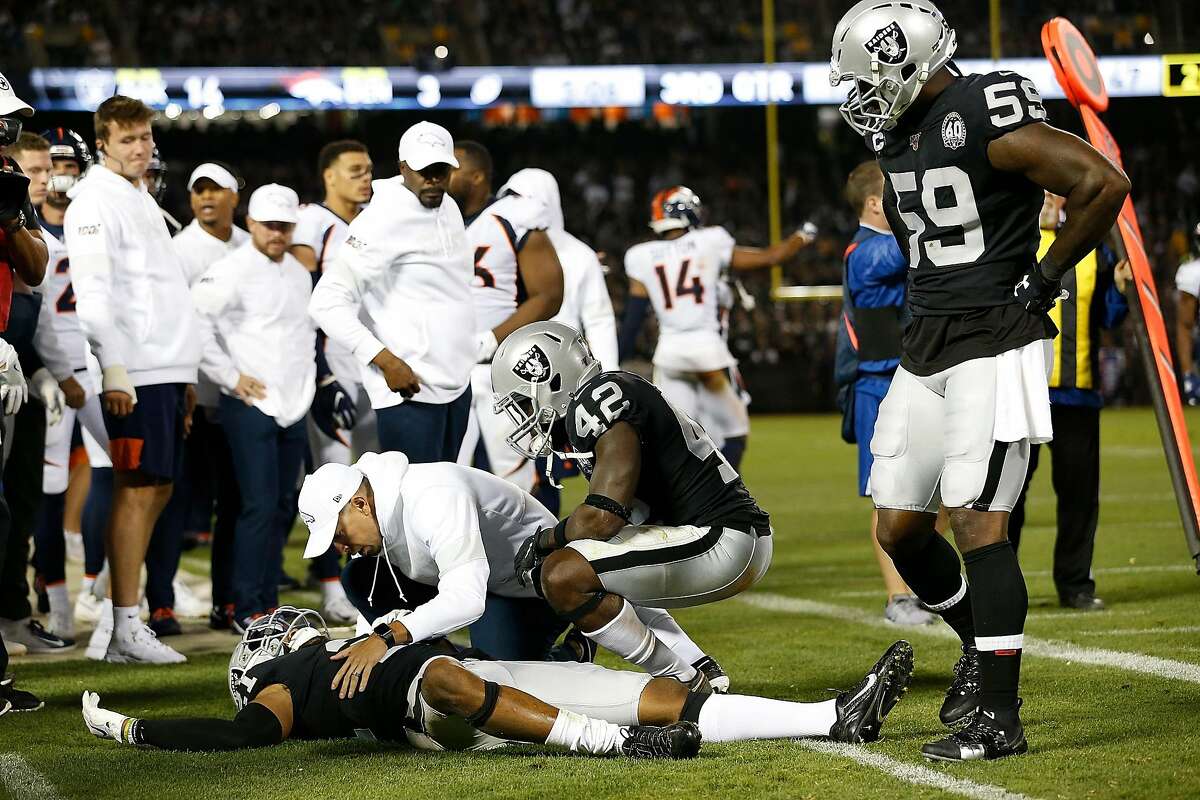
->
[[564, 370, 769, 533], [876, 70, 1057, 374]]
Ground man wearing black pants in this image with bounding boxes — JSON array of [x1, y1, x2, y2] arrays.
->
[[1007, 193, 1132, 611]]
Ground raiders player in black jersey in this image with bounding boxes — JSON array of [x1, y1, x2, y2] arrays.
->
[[490, 322, 773, 690], [81, 607, 916, 754], [831, 0, 1129, 762]]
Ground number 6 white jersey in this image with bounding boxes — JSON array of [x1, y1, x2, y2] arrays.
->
[[623, 225, 734, 336], [465, 194, 552, 334]]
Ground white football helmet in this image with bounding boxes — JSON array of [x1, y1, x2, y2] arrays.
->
[[829, 0, 957, 135], [228, 606, 329, 710], [491, 321, 601, 461]]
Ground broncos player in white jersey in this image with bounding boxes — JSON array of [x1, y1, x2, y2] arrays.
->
[[622, 187, 814, 468], [448, 141, 563, 492], [290, 140, 375, 467]]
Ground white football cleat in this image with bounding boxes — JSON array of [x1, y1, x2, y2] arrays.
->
[[75, 591, 103, 625], [105, 622, 186, 664], [322, 594, 359, 625], [81, 691, 134, 743], [172, 579, 209, 619], [86, 605, 113, 661]]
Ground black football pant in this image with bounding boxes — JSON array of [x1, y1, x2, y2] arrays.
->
[[0, 400, 45, 621], [1008, 403, 1100, 600]]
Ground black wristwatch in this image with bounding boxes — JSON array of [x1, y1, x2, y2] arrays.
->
[[373, 621, 397, 647]]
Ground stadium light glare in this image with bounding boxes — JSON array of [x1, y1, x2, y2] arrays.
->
[[164, 102, 182, 119], [202, 104, 224, 119], [1144, 33, 1155, 45], [435, 45, 449, 59], [259, 102, 281, 119]]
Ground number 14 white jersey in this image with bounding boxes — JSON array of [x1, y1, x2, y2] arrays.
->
[[624, 226, 734, 336]]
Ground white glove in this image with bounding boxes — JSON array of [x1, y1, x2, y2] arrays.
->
[[81, 691, 137, 745], [100, 364, 138, 404], [475, 330, 499, 363], [796, 221, 819, 243], [371, 608, 412, 628], [0, 340, 27, 416], [31, 367, 66, 426]]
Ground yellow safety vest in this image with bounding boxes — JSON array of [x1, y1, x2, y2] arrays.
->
[[1039, 228, 1099, 390]]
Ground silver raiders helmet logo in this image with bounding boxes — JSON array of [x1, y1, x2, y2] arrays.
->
[[864, 21, 909, 66], [512, 344, 552, 383]]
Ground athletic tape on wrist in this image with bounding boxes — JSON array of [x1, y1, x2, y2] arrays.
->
[[465, 680, 501, 727], [552, 518, 569, 549], [584, 494, 631, 522]]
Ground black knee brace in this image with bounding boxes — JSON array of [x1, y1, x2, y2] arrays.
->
[[559, 591, 608, 623], [464, 680, 501, 728]]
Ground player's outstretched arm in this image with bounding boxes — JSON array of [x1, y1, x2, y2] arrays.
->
[[493, 229, 565, 343], [988, 122, 1130, 282], [81, 686, 293, 751], [730, 224, 816, 271], [565, 421, 641, 542]]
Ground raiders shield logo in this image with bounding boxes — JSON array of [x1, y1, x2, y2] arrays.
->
[[941, 111, 967, 149], [512, 345, 552, 383], [864, 21, 908, 66]]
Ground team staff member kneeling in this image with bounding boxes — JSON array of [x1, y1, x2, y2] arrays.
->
[[491, 322, 772, 687], [81, 607, 913, 753]]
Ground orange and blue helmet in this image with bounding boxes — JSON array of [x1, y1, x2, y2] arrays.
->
[[649, 185, 702, 234]]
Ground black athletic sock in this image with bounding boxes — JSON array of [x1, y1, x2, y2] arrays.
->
[[887, 528, 975, 644], [963, 541, 1027, 712]]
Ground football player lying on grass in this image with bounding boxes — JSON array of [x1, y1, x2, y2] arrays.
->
[[82, 607, 913, 757]]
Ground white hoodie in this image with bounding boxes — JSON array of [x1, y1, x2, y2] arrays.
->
[[354, 451, 556, 644], [309, 177, 475, 409], [64, 164, 200, 386]]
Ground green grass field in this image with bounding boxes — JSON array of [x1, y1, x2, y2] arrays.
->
[[4, 408, 1200, 800]]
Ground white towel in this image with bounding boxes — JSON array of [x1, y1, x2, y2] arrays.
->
[[992, 339, 1055, 444]]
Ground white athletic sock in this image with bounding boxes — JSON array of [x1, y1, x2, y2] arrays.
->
[[81, 575, 96, 596], [113, 605, 141, 640], [634, 606, 706, 666], [321, 579, 348, 602], [584, 600, 697, 681], [696, 695, 838, 742], [47, 583, 70, 615], [544, 709, 623, 755]]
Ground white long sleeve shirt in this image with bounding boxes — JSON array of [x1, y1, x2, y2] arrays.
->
[[191, 242, 316, 427], [63, 164, 200, 386], [173, 219, 250, 407], [549, 228, 618, 371], [356, 451, 556, 644], [309, 177, 475, 409]]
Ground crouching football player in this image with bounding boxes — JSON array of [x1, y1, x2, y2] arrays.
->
[[81, 607, 913, 755]]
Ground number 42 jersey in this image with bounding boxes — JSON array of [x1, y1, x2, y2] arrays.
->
[[564, 370, 769, 533], [876, 70, 1057, 376]]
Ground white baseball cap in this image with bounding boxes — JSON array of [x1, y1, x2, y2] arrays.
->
[[0, 72, 32, 118], [187, 163, 239, 193], [247, 183, 300, 224], [397, 121, 459, 171], [299, 463, 366, 558]]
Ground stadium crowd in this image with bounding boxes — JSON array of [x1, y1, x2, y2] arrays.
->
[[4, 0, 1189, 69]]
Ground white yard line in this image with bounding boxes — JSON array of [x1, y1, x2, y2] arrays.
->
[[0, 754, 63, 800], [797, 741, 1038, 800], [740, 593, 1200, 685], [1071, 625, 1200, 637]]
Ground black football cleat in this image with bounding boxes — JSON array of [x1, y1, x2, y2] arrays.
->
[[923, 702, 1027, 762], [620, 721, 702, 759], [940, 645, 982, 728], [692, 655, 730, 694], [562, 625, 597, 663], [0, 675, 45, 713], [830, 640, 914, 744]]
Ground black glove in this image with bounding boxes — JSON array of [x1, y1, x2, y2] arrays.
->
[[0, 169, 30, 224], [1013, 263, 1063, 314], [311, 378, 357, 440], [514, 528, 555, 588]]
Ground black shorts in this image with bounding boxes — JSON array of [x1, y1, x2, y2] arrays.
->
[[103, 383, 185, 480]]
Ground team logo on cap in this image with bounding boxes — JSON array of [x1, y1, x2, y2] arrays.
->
[[0, 77, 9, 91], [332, 494, 343, 503], [864, 21, 908, 66], [417, 131, 448, 149], [301, 511, 315, 525], [941, 112, 967, 149], [512, 345, 552, 383]]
